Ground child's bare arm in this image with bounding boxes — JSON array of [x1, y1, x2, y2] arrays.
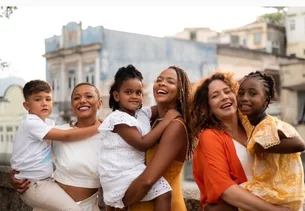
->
[[114, 109, 180, 152], [44, 120, 100, 142], [150, 105, 158, 121]]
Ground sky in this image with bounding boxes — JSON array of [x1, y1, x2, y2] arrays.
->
[[0, 6, 277, 81]]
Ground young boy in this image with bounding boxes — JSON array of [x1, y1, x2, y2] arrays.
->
[[10, 80, 100, 211]]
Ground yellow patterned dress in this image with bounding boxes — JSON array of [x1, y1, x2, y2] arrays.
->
[[240, 113, 305, 210]]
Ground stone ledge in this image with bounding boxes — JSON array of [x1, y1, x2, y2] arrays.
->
[[0, 165, 201, 211]]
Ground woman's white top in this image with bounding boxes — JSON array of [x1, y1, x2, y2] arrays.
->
[[52, 123, 102, 188], [233, 139, 253, 181], [98, 108, 171, 208]]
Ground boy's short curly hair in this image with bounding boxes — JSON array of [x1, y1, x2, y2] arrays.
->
[[23, 80, 52, 100]]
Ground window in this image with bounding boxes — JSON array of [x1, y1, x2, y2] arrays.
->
[[68, 77, 76, 89], [6, 126, 12, 132], [253, 33, 262, 44], [0, 126, 2, 132], [243, 38, 247, 46], [1, 135, 3, 142], [290, 53, 296, 57], [84, 65, 95, 84], [68, 69, 76, 90], [190, 31, 197, 41], [290, 19, 295, 30]]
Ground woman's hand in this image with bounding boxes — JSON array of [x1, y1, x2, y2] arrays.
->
[[9, 169, 30, 194], [275, 206, 291, 211]]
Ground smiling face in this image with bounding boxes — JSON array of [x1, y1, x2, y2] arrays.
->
[[208, 79, 237, 121], [71, 84, 102, 119], [153, 68, 179, 107], [238, 77, 268, 116], [23, 91, 53, 121], [113, 78, 143, 116]]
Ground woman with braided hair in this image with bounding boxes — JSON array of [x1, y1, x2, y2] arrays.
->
[[238, 70, 305, 210], [122, 66, 193, 211]]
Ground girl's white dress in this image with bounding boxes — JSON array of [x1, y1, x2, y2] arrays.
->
[[98, 108, 171, 208]]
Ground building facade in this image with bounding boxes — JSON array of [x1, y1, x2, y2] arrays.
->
[[216, 44, 305, 117], [281, 61, 305, 135], [168, 27, 219, 42], [43, 22, 217, 120], [222, 18, 286, 55], [171, 18, 286, 56], [0, 76, 26, 164], [285, 7, 305, 58]]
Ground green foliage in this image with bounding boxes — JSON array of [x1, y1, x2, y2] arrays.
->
[[261, 12, 284, 25]]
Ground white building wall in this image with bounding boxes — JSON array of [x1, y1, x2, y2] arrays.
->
[[0, 85, 27, 154], [286, 7, 305, 44]]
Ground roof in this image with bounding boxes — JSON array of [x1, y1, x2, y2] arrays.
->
[[0, 76, 25, 97], [224, 19, 285, 33]]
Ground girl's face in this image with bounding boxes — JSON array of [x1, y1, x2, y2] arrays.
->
[[113, 78, 143, 116], [208, 79, 237, 121], [153, 68, 179, 106], [238, 77, 268, 116], [71, 85, 102, 119]]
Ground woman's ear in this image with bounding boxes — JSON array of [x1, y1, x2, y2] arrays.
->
[[98, 99, 103, 109]]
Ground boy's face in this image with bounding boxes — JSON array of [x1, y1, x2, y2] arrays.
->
[[23, 91, 53, 121]]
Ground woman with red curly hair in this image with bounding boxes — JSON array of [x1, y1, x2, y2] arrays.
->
[[190, 72, 290, 211]]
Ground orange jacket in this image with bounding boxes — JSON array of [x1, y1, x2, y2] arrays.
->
[[193, 129, 247, 206]]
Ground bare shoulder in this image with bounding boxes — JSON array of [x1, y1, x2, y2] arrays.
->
[[168, 117, 186, 129]]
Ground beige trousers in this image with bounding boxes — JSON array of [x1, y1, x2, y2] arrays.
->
[[32, 187, 100, 211], [20, 178, 81, 211]]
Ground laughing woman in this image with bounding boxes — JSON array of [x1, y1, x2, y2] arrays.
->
[[123, 66, 194, 211], [10, 82, 103, 211]]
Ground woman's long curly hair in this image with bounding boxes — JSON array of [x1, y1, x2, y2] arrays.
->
[[190, 72, 239, 143]]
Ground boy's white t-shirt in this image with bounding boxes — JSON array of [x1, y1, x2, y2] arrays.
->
[[10, 114, 54, 180]]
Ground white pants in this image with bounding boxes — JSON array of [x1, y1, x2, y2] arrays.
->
[[76, 191, 100, 211], [32, 189, 100, 211], [21, 178, 81, 211]]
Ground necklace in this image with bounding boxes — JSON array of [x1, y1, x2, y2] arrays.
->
[[156, 117, 163, 121]]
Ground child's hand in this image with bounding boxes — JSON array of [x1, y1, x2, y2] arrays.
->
[[163, 109, 181, 123]]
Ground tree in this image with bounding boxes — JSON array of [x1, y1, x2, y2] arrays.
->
[[0, 6, 17, 70], [261, 12, 284, 25], [260, 6, 287, 26]]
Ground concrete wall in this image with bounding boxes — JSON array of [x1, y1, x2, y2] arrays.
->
[[0, 165, 201, 211]]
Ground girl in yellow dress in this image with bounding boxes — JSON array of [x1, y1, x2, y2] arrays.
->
[[238, 70, 305, 211]]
